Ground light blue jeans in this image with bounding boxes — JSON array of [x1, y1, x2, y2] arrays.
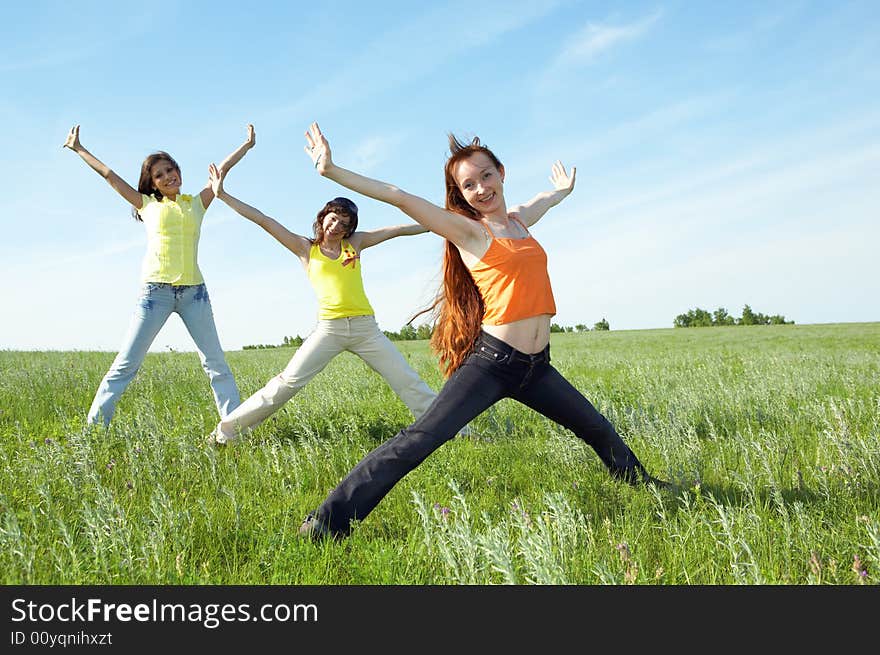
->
[[87, 282, 241, 426]]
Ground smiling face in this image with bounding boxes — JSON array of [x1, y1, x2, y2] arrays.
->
[[453, 152, 506, 217], [321, 211, 353, 243], [149, 159, 182, 198]]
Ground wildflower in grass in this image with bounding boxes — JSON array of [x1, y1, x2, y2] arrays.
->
[[106, 459, 115, 471], [486, 477, 495, 486], [616, 543, 638, 584], [44, 437, 52, 445], [852, 555, 868, 583], [828, 559, 839, 577], [809, 551, 822, 580], [126, 481, 133, 490], [433, 502, 450, 518]]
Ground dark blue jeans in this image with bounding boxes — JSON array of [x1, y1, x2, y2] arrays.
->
[[314, 330, 648, 535]]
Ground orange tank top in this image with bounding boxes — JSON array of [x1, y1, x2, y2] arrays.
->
[[467, 217, 557, 325]]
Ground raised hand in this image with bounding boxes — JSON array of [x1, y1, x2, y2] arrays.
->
[[304, 121, 332, 174], [549, 160, 576, 194], [62, 124, 82, 151], [243, 123, 256, 150], [208, 163, 225, 197]]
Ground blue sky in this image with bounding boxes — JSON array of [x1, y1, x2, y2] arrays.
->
[[1, 0, 877, 351]]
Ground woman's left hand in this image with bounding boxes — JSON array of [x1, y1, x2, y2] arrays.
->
[[550, 160, 576, 194], [243, 123, 256, 149]]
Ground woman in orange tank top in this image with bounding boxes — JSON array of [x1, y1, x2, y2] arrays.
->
[[298, 122, 669, 540]]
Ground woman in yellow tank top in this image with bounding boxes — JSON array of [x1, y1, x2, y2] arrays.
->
[[206, 160, 466, 445], [298, 123, 669, 540], [63, 124, 254, 427]]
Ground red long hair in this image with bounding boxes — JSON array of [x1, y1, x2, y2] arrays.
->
[[414, 134, 504, 377]]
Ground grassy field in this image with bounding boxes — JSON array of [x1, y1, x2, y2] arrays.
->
[[1, 323, 878, 584]]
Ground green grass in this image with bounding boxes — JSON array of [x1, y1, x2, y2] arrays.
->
[[1, 322, 878, 584]]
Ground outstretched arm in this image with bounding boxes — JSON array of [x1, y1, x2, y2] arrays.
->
[[208, 163, 311, 261], [304, 122, 484, 250], [200, 124, 256, 208], [349, 223, 429, 251], [62, 125, 143, 209], [509, 161, 576, 227]]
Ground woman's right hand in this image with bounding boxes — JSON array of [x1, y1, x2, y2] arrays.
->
[[304, 121, 332, 174], [62, 124, 81, 151], [208, 163, 225, 197]]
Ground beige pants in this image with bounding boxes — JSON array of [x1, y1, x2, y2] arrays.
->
[[215, 315, 438, 443]]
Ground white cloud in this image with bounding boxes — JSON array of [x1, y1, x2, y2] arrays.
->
[[263, 0, 564, 125], [558, 11, 662, 65], [350, 133, 410, 174]]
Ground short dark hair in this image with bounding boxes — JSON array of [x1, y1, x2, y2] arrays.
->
[[312, 197, 359, 243]]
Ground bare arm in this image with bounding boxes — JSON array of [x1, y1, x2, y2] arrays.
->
[[304, 122, 484, 250], [208, 163, 311, 261], [509, 161, 576, 227], [62, 125, 143, 209], [349, 223, 429, 251], [200, 124, 256, 208]]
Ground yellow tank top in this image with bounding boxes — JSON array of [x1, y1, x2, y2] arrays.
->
[[307, 240, 374, 319], [139, 193, 205, 285]]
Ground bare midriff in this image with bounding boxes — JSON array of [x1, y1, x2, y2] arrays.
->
[[482, 314, 552, 354]]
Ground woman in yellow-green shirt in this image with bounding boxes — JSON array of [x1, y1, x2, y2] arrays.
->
[[63, 124, 254, 427], [205, 162, 467, 445]]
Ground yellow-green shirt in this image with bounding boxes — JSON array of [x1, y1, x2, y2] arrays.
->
[[139, 193, 205, 285], [307, 240, 374, 320]]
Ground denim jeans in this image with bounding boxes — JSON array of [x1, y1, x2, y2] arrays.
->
[[314, 330, 647, 535], [87, 282, 241, 426], [215, 315, 441, 443]]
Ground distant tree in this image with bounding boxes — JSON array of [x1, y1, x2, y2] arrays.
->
[[594, 318, 610, 331], [674, 308, 712, 327], [415, 323, 432, 340], [550, 323, 566, 333], [575, 324, 589, 332], [712, 307, 735, 326], [739, 304, 758, 325], [676, 304, 794, 327]]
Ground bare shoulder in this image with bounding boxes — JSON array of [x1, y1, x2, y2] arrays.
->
[[456, 220, 492, 265]]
